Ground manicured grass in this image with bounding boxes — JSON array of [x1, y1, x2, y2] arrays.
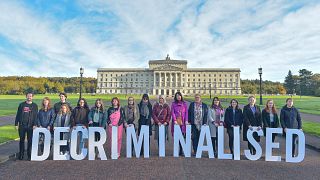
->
[[0, 94, 153, 117], [302, 121, 320, 137], [185, 95, 320, 115], [0, 125, 19, 144]]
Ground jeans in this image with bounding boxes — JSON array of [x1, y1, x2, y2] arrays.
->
[[18, 126, 33, 158]]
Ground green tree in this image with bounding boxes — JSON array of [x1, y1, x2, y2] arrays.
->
[[299, 69, 313, 95], [284, 70, 295, 94]]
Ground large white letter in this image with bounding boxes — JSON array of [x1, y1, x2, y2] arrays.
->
[[53, 127, 70, 160], [233, 126, 241, 160], [286, 129, 305, 163], [265, 128, 282, 162], [196, 125, 214, 158], [111, 126, 118, 159], [173, 125, 191, 157], [31, 128, 51, 161], [159, 125, 166, 157], [88, 127, 107, 160], [218, 126, 232, 159], [244, 127, 263, 161], [126, 125, 150, 158], [70, 126, 88, 160]]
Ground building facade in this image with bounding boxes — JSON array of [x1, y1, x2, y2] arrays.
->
[[97, 55, 241, 96]]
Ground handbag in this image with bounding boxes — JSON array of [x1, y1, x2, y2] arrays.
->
[[110, 107, 121, 126], [176, 107, 183, 126]]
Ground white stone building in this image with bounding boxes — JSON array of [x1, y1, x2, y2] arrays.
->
[[97, 55, 241, 96]]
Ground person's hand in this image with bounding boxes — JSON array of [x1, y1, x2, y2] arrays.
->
[[109, 124, 112, 127], [174, 121, 178, 125], [203, 124, 207, 126], [15, 126, 18, 130], [164, 122, 168, 126], [125, 123, 128, 128], [73, 126, 76, 130], [284, 128, 287, 133], [249, 126, 253, 131], [47, 126, 50, 130], [185, 121, 189, 125], [214, 123, 219, 127], [257, 126, 261, 131], [300, 129, 303, 131], [158, 122, 162, 126], [82, 125, 86, 129], [231, 125, 234, 128], [88, 121, 93, 125], [219, 122, 224, 126], [33, 126, 37, 129]]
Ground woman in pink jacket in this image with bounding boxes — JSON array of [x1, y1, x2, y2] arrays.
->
[[171, 92, 189, 155]]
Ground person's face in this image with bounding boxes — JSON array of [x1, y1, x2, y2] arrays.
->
[[195, 96, 201, 103], [176, 94, 182, 101], [287, 99, 293, 108], [128, 98, 134, 105], [26, 93, 33, 102], [214, 98, 219, 106], [61, 106, 67, 113], [159, 97, 164, 104], [79, 100, 85, 107], [96, 101, 101, 108], [249, 97, 256, 105], [231, 100, 237, 108], [60, 95, 66, 102], [43, 99, 49, 107], [143, 97, 148, 103], [267, 101, 274, 109], [112, 99, 118, 106]]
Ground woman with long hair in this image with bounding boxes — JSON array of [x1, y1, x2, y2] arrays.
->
[[107, 97, 125, 158], [262, 99, 279, 142], [54, 104, 72, 154], [138, 94, 153, 156]]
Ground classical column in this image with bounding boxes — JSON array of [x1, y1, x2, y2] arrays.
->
[[164, 72, 167, 88], [159, 72, 162, 87], [175, 73, 178, 88]]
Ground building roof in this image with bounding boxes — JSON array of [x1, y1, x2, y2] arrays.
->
[[97, 68, 150, 72], [187, 68, 241, 72]]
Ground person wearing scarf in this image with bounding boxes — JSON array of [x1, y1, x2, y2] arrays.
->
[[138, 94, 153, 156], [107, 97, 125, 158], [207, 97, 224, 157], [243, 96, 262, 155], [152, 95, 171, 147], [188, 94, 208, 155]]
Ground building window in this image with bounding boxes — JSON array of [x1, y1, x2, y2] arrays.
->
[[219, 74, 221, 77], [193, 74, 195, 77]]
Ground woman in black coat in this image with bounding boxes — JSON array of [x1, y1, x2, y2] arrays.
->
[[224, 99, 243, 155], [138, 94, 153, 155], [262, 99, 279, 143], [243, 96, 262, 155]]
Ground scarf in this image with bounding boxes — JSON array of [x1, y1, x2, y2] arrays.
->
[[194, 103, 203, 130], [140, 102, 149, 118]]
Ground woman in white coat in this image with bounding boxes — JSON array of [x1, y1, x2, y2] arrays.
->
[[206, 97, 224, 157]]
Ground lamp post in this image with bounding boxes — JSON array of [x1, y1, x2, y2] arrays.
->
[[209, 83, 212, 99], [258, 67, 263, 105], [79, 67, 84, 99]]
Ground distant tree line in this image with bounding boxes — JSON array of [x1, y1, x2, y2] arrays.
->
[[241, 79, 286, 95], [0, 76, 96, 95]]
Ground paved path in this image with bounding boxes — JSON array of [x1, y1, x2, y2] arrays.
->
[[0, 115, 15, 126]]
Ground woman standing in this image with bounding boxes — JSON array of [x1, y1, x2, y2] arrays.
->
[[224, 99, 243, 155], [171, 92, 188, 156], [243, 96, 262, 155], [207, 97, 224, 157], [152, 95, 171, 147], [138, 94, 153, 155], [88, 99, 106, 158], [107, 97, 125, 158], [123, 97, 140, 130], [70, 98, 90, 153], [54, 104, 72, 154], [262, 99, 279, 142], [37, 97, 55, 153]]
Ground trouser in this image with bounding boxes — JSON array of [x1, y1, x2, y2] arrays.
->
[[140, 136, 151, 156], [60, 133, 69, 153], [191, 125, 200, 153], [211, 137, 217, 155], [227, 128, 234, 154], [92, 122, 101, 142], [18, 126, 33, 158], [292, 134, 298, 157]]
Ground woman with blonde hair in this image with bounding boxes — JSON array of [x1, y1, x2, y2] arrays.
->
[[54, 104, 72, 154]]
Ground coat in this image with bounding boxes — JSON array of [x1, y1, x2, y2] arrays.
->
[[188, 102, 208, 125], [88, 107, 107, 128], [106, 107, 125, 126], [123, 104, 140, 128], [37, 108, 55, 128], [152, 103, 171, 124], [171, 101, 188, 135], [15, 101, 38, 128], [224, 107, 243, 129], [138, 102, 153, 136], [54, 113, 71, 141], [70, 106, 90, 127], [207, 107, 225, 137], [280, 105, 302, 129], [243, 104, 262, 142]]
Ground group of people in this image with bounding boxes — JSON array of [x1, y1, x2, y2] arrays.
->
[[15, 91, 302, 160]]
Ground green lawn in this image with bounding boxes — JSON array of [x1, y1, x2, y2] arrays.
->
[[302, 121, 320, 137], [0, 94, 154, 117], [0, 125, 19, 144], [185, 95, 320, 115]]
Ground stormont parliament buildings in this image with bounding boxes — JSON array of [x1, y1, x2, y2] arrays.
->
[[96, 55, 241, 96]]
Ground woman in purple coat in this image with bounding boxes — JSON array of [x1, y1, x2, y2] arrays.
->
[[171, 92, 189, 155]]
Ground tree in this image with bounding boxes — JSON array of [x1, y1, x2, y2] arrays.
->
[[284, 70, 295, 94], [299, 69, 313, 95]]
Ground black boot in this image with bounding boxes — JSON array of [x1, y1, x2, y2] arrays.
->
[[18, 152, 24, 160]]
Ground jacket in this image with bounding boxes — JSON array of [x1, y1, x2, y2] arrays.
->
[[37, 108, 55, 128], [107, 107, 125, 126], [88, 107, 107, 128], [224, 107, 243, 128], [15, 101, 38, 128], [188, 102, 208, 125], [262, 109, 279, 128], [243, 104, 262, 141], [53, 101, 72, 114], [207, 106, 225, 137], [123, 104, 140, 127], [171, 101, 188, 134], [152, 103, 171, 124], [138, 102, 153, 135], [280, 105, 302, 129], [70, 106, 90, 127]]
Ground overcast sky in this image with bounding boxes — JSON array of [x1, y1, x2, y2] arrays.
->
[[0, 0, 319, 82]]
